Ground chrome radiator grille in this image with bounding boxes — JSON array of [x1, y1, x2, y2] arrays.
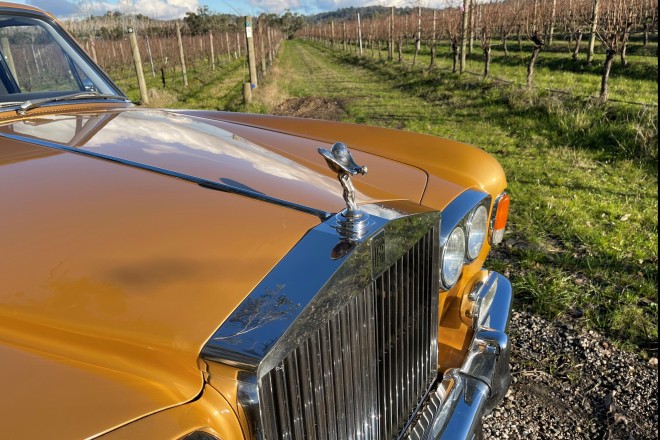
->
[[259, 227, 439, 439]]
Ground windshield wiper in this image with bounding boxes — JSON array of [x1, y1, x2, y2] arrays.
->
[[16, 92, 129, 115]]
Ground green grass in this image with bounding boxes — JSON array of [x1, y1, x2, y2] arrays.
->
[[360, 36, 658, 106], [258, 40, 658, 351], [107, 55, 251, 110]]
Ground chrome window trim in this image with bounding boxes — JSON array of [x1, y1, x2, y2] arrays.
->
[[201, 200, 440, 376]]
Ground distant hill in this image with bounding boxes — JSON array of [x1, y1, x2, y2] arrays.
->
[[304, 6, 416, 23]]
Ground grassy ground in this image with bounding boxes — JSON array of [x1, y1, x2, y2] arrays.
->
[[352, 36, 658, 106], [107, 55, 251, 110], [252, 39, 658, 352]]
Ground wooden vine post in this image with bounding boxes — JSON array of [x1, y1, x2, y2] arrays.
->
[[128, 27, 149, 105], [175, 22, 188, 87], [461, 0, 470, 73], [388, 7, 394, 61], [259, 19, 267, 75], [245, 16, 258, 88], [209, 31, 215, 71], [357, 13, 363, 56]]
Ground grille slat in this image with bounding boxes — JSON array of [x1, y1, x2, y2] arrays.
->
[[310, 333, 328, 439], [260, 226, 438, 440]]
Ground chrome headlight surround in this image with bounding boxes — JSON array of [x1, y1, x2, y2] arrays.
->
[[439, 190, 492, 290], [441, 226, 466, 288], [466, 204, 489, 261]]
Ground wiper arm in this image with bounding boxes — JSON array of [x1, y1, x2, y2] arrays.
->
[[16, 92, 129, 115]]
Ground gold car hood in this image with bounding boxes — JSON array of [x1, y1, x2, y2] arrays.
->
[[0, 108, 428, 215], [0, 108, 437, 438]]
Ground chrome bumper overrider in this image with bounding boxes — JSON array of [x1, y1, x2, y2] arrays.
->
[[408, 271, 513, 440]]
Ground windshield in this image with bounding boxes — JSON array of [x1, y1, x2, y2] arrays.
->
[[0, 14, 123, 105]]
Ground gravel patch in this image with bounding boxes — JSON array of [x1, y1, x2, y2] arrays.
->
[[484, 310, 658, 439]]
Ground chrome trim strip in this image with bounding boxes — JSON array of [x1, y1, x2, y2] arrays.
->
[[201, 200, 439, 375], [406, 271, 513, 440], [0, 133, 332, 221], [438, 190, 491, 244]]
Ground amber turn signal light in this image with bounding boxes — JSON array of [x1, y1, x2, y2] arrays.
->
[[490, 193, 510, 245]]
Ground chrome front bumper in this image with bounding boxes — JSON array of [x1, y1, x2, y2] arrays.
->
[[408, 271, 513, 440]]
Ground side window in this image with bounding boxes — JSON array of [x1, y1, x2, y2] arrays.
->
[[0, 24, 81, 93]]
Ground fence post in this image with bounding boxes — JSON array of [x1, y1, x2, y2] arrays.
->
[[245, 17, 258, 88], [586, 0, 600, 64], [357, 13, 363, 56], [331, 21, 335, 48], [243, 82, 252, 104], [460, 0, 469, 73], [146, 35, 155, 77], [176, 22, 188, 87], [259, 19, 267, 75], [342, 22, 347, 51], [267, 26, 273, 63], [389, 7, 394, 60], [469, 0, 475, 55], [90, 36, 98, 64], [128, 27, 150, 105], [209, 32, 216, 70]]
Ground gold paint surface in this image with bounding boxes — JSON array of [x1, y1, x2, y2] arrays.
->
[[0, 107, 507, 437]]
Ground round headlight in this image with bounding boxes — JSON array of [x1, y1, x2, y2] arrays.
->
[[467, 205, 488, 260], [442, 227, 465, 288]]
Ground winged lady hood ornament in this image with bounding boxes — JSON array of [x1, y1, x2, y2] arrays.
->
[[318, 142, 370, 238]]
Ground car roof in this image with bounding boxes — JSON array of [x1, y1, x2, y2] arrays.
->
[[0, 2, 54, 18]]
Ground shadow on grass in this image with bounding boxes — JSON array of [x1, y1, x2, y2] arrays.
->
[[325, 47, 658, 171]]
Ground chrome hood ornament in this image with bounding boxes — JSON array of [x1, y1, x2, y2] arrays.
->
[[318, 142, 371, 239]]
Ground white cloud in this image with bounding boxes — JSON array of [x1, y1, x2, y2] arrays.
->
[[129, 0, 200, 19]]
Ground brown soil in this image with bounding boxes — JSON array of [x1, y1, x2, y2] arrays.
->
[[272, 97, 348, 121]]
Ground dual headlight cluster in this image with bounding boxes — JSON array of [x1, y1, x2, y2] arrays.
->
[[439, 191, 510, 290], [440, 201, 490, 290]]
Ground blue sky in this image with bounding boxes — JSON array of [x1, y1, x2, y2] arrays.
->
[[19, 0, 424, 20]]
